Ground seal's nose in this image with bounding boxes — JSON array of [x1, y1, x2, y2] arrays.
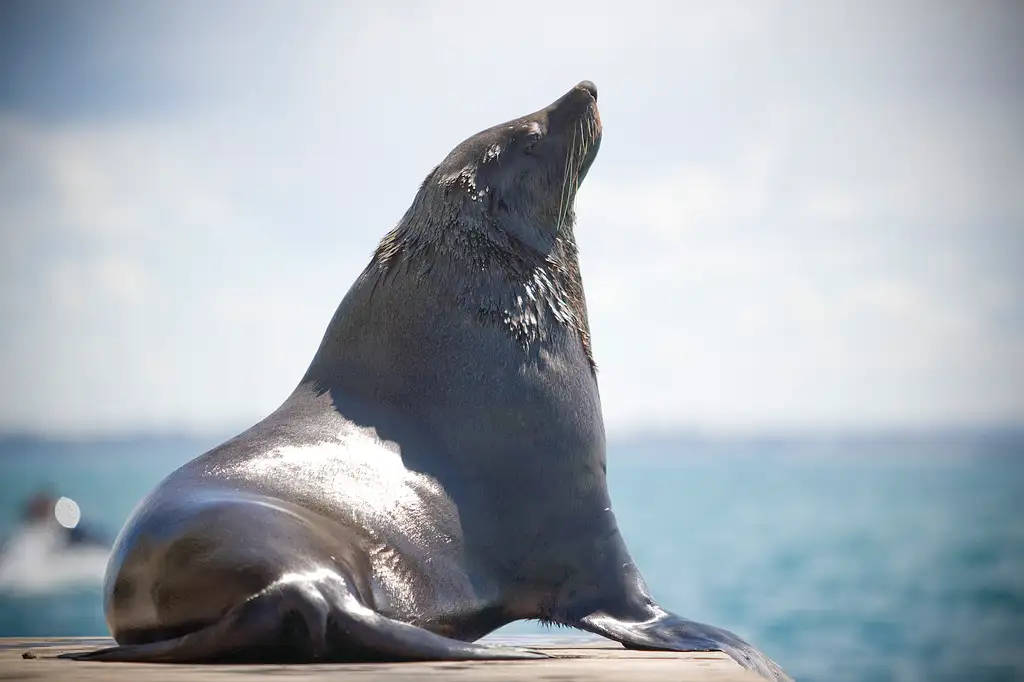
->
[[547, 80, 600, 124], [576, 80, 598, 101]]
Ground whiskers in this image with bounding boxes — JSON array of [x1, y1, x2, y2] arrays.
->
[[555, 114, 599, 234]]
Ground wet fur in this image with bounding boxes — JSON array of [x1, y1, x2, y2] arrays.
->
[[368, 101, 601, 369], [65, 83, 792, 682]]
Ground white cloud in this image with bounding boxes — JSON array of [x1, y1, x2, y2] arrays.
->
[[0, 1, 1022, 435], [0, 117, 348, 433], [576, 90, 1024, 431]]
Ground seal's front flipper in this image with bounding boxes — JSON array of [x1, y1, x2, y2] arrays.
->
[[575, 610, 792, 682], [63, 572, 546, 663]]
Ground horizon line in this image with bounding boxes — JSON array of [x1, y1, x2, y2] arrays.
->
[[2, 421, 1023, 445]]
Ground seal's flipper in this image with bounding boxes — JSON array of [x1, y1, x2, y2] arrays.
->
[[576, 611, 792, 682], [64, 573, 546, 663]]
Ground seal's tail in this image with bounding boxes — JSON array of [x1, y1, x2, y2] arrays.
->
[[62, 574, 546, 663]]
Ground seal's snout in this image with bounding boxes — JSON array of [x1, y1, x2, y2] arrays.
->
[[549, 80, 600, 124], [576, 80, 598, 101]]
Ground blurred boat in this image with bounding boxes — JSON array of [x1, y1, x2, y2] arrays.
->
[[0, 493, 110, 595]]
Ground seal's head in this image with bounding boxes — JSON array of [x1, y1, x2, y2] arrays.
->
[[371, 82, 602, 367], [416, 81, 602, 255]]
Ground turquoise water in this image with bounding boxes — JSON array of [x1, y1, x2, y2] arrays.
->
[[1, 433, 1022, 681]]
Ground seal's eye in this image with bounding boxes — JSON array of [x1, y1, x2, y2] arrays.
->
[[522, 131, 542, 154]]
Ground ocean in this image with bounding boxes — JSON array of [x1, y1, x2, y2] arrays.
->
[[1, 432, 1022, 682]]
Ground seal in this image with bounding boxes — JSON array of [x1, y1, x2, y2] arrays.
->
[[67, 82, 791, 681]]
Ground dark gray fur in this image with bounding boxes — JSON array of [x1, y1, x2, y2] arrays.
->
[[65, 82, 791, 681]]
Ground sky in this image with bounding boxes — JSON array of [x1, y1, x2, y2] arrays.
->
[[0, 1, 1022, 437]]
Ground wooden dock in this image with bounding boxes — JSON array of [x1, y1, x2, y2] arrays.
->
[[1, 637, 762, 681]]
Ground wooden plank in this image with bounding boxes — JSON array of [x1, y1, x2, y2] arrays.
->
[[0, 637, 762, 681]]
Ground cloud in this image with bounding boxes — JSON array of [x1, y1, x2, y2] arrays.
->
[[576, 90, 1024, 431], [0, 1, 1022, 435], [0, 116, 351, 433]]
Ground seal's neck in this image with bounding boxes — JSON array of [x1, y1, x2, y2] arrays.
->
[[371, 208, 595, 371]]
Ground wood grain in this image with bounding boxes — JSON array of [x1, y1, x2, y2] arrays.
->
[[0, 637, 762, 681]]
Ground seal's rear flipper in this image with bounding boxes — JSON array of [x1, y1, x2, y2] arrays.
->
[[575, 610, 792, 682], [62, 573, 546, 663]]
